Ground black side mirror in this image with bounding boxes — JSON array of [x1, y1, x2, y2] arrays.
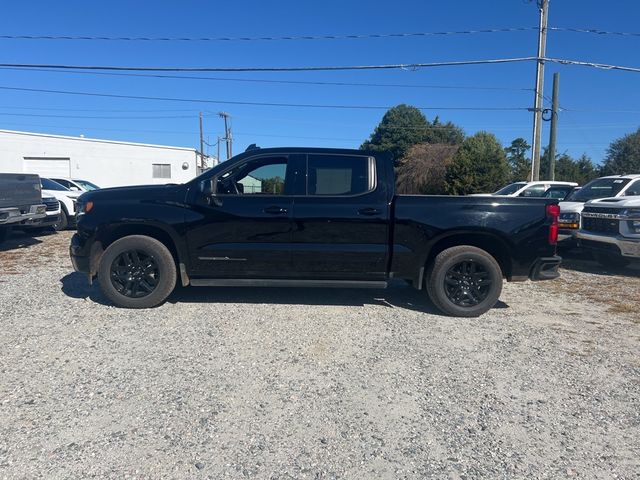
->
[[200, 179, 221, 206]]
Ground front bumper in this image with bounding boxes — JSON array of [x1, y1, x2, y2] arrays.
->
[[576, 231, 640, 258], [529, 255, 562, 281], [23, 214, 60, 229]]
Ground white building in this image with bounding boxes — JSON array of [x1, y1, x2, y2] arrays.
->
[[0, 129, 214, 188]]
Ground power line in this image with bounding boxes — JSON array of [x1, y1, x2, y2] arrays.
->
[[546, 57, 640, 74], [0, 57, 538, 72], [0, 67, 533, 92], [1, 56, 637, 74], [0, 111, 200, 119], [0, 28, 538, 43], [550, 27, 640, 38], [0, 85, 529, 111]]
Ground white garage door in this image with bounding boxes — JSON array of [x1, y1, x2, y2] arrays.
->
[[23, 157, 71, 178]]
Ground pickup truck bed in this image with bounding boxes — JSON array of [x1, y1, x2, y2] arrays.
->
[[70, 147, 561, 316]]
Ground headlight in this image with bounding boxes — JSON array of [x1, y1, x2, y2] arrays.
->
[[76, 201, 94, 216], [559, 212, 580, 222], [620, 208, 640, 220], [558, 212, 580, 229]]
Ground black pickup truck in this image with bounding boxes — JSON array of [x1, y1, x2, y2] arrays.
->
[[70, 147, 561, 316]]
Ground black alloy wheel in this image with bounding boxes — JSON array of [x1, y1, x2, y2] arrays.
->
[[110, 249, 159, 298], [426, 245, 503, 317], [443, 259, 492, 307]]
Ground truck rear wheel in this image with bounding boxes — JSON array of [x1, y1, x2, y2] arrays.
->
[[97, 235, 177, 308], [426, 245, 503, 317]]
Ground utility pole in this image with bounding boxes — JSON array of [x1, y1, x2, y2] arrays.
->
[[199, 112, 205, 169], [530, 0, 549, 181], [219, 112, 232, 160], [547, 72, 560, 181]]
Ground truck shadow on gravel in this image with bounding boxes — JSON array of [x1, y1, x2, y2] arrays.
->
[[559, 248, 640, 278], [0, 230, 45, 252], [60, 272, 509, 315]]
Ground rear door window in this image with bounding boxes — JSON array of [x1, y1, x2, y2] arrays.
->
[[520, 184, 547, 197], [307, 155, 374, 196]]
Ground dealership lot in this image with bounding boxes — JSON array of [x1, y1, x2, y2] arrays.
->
[[1, 231, 639, 479]]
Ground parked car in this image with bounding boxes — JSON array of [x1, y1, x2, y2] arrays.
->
[[472, 181, 578, 199], [576, 196, 640, 268], [0, 173, 47, 243], [50, 178, 100, 192], [558, 174, 640, 245], [70, 147, 562, 317], [40, 178, 82, 230]]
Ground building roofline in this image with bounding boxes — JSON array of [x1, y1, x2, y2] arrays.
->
[[0, 128, 197, 152]]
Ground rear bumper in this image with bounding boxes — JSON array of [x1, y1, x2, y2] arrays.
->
[[0, 205, 47, 225], [529, 255, 562, 281]]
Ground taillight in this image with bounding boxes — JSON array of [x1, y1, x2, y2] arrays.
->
[[546, 204, 560, 245]]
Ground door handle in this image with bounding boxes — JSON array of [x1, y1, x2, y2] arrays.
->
[[357, 207, 381, 216], [263, 205, 288, 215]]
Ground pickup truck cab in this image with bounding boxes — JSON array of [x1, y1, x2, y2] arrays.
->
[[70, 147, 561, 317], [576, 196, 640, 267], [558, 174, 640, 244]]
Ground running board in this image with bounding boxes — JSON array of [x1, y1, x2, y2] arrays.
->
[[190, 279, 388, 289]]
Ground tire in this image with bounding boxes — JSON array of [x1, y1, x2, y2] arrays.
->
[[97, 235, 177, 308], [594, 252, 630, 269], [53, 209, 69, 231], [426, 245, 503, 317]]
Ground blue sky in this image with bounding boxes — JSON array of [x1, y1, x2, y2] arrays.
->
[[0, 0, 638, 164]]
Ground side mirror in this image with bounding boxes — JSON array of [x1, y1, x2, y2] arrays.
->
[[70, 186, 81, 192], [201, 179, 222, 206]]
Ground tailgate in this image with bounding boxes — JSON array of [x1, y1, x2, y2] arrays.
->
[[0, 174, 42, 209]]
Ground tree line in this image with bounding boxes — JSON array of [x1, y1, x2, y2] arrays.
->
[[360, 104, 640, 195]]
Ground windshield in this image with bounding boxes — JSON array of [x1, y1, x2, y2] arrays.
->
[[494, 182, 527, 195], [75, 179, 100, 190], [41, 178, 70, 191], [565, 178, 631, 202]]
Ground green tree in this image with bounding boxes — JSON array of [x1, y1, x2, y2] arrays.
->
[[444, 132, 510, 195], [361, 104, 464, 164], [575, 154, 598, 184], [601, 128, 640, 175], [426, 116, 465, 146], [505, 138, 531, 181], [540, 149, 598, 184]]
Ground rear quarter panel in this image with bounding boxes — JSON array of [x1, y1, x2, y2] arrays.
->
[[392, 195, 556, 280]]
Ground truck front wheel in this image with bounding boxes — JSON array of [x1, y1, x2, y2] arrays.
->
[[426, 245, 503, 317], [97, 235, 177, 308]]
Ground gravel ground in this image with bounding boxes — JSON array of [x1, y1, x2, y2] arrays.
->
[[1, 231, 639, 479]]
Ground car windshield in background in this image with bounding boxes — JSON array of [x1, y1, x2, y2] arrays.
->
[[566, 178, 631, 202], [41, 178, 70, 191], [75, 180, 100, 190], [494, 182, 527, 195]]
